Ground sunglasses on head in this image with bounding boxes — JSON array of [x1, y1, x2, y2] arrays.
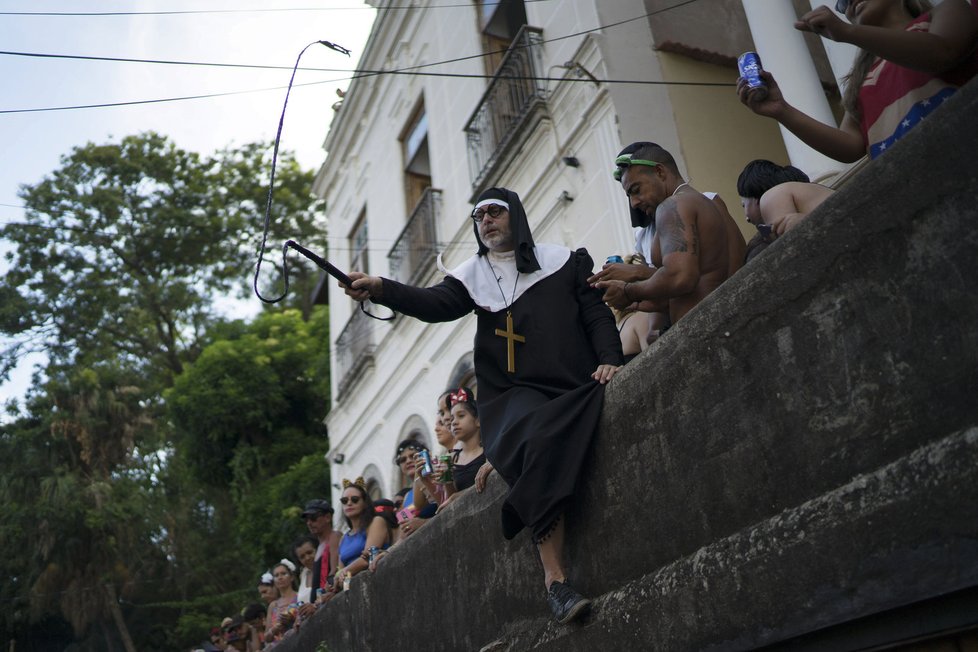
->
[[340, 496, 362, 505], [612, 154, 661, 181], [471, 204, 505, 223]]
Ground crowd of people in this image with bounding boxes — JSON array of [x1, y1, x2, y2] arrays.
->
[[191, 388, 493, 652], [192, 1, 977, 647]]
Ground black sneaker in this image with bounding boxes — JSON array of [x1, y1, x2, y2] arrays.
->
[[547, 580, 592, 624]]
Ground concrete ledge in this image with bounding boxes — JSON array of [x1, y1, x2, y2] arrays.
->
[[279, 79, 978, 651]]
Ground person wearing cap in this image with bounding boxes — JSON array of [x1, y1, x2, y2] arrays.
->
[[221, 614, 251, 652], [592, 142, 744, 324], [343, 187, 623, 625], [300, 498, 341, 602]]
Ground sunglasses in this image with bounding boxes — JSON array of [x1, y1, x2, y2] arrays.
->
[[471, 204, 505, 223], [340, 496, 362, 505], [395, 455, 414, 465], [612, 154, 662, 181]]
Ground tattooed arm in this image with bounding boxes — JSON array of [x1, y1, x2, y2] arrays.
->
[[596, 196, 701, 309]]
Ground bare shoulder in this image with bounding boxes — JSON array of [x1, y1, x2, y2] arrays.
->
[[762, 181, 833, 212]]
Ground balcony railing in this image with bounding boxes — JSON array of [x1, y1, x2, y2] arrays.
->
[[464, 26, 546, 190], [335, 306, 375, 398], [388, 188, 441, 286]]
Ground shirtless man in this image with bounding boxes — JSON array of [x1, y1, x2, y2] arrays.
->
[[592, 142, 741, 323]]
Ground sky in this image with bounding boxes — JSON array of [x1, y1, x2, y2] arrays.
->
[[0, 0, 377, 412]]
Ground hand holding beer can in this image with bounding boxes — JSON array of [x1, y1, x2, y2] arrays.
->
[[438, 454, 454, 483], [418, 449, 434, 477], [737, 52, 769, 102], [606, 255, 624, 265]]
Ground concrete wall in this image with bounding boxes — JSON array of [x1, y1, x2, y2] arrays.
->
[[283, 80, 978, 652]]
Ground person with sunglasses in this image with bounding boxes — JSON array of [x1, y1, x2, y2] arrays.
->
[[739, 0, 978, 162], [342, 187, 623, 625], [299, 498, 341, 605], [333, 477, 393, 589], [392, 438, 437, 538], [594, 142, 745, 325]]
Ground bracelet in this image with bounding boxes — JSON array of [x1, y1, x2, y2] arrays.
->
[[623, 282, 633, 302]]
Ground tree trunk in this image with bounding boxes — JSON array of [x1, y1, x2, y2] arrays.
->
[[104, 582, 137, 652]]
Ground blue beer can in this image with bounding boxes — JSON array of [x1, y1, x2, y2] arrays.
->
[[606, 255, 624, 265], [737, 51, 768, 101], [419, 450, 434, 477]]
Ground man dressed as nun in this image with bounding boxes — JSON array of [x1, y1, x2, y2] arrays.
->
[[344, 187, 623, 624]]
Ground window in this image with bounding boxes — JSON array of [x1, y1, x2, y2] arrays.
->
[[349, 209, 369, 276], [402, 102, 431, 212], [476, 0, 527, 74]]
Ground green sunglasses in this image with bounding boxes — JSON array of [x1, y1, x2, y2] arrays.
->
[[612, 154, 661, 181]]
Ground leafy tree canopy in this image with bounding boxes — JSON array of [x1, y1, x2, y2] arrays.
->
[[166, 307, 329, 488], [0, 132, 325, 389]]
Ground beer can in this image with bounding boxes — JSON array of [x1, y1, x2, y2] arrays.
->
[[438, 454, 454, 482], [368, 546, 379, 564], [419, 449, 434, 477], [737, 52, 768, 101], [606, 255, 624, 265]]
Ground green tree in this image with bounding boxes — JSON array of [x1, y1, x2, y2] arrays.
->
[[0, 131, 325, 388], [165, 306, 331, 575], [0, 133, 331, 650], [0, 367, 163, 651]]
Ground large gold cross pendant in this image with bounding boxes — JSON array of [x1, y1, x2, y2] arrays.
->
[[494, 310, 525, 374]]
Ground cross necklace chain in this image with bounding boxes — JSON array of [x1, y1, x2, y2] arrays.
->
[[486, 257, 525, 374]]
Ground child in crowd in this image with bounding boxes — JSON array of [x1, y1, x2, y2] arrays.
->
[[256, 572, 278, 606], [263, 560, 298, 643], [240, 604, 266, 651], [608, 254, 655, 360], [434, 390, 455, 452], [393, 439, 437, 537], [444, 387, 487, 495], [290, 535, 319, 625], [736, 160, 834, 259], [412, 392, 456, 515], [739, 0, 978, 161]]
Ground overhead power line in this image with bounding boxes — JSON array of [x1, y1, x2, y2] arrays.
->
[[0, 0, 722, 115], [0, 0, 553, 17]]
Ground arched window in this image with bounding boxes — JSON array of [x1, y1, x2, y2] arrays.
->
[[446, 351, 476, 395], [362, 464, 384, 502]]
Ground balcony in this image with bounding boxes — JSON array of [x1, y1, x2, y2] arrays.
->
[[387, 188, 441, 286], [464, 26, 547, 194], [334, 307, 375, 398]]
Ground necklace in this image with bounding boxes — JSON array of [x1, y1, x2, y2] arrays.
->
[[485, 256, 524, 374], [672, 182, 690, 196], [485, 256, 520, 308]]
